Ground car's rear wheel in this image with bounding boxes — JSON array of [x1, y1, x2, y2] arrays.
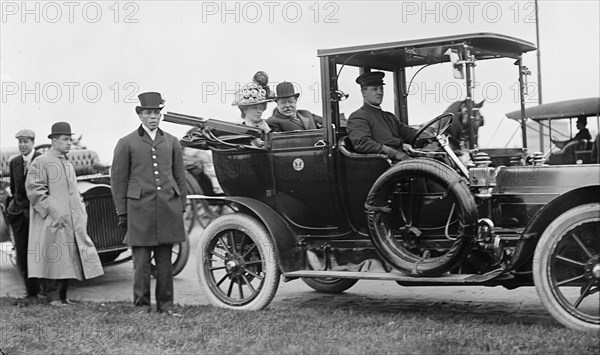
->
[[197, 214, 280, 310], [533, 203, 600, 331], [366, 158, 477, 276], [302, 277, 358, 293]]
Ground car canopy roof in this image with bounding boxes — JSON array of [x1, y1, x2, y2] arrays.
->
[[317, 33, 536, 70], [506, 98, 600, 122]]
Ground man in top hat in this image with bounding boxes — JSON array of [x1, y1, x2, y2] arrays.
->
[[266, 82, 322, 132], [26, 122, 104, 306], [347, 72, 419, 161], [551, 116, 592, 149], [6, 129, 41, 302], [111, 92, 186, 316]]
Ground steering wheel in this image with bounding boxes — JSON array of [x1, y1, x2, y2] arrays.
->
[[411, 113, 454, 148]]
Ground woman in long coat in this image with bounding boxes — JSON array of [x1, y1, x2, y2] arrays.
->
[[26, 123, 104, 304]]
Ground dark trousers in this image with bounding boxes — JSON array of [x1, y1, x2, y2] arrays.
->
[[7, 208, 40, 296], [132, 245, 174, 312], [41, 279, 69, 302]]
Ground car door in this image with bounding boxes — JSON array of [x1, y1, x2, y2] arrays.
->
[[269, 128, 345, 231]]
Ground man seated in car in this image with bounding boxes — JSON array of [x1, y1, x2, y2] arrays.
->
[[347, 72, 419, 161], [266, 82, 322, 132], [551, 116, 592, 149]]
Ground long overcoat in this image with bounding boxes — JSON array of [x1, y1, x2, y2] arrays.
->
[[26, 148, 104, 280], [110, 126, 186, 246]]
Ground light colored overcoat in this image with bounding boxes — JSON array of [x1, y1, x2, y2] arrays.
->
[[26, 148, 104, 280], [111, 126, 186, 246]]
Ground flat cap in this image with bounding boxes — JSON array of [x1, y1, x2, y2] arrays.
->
[[356, 72, 385, 87], [15, 129, 35, 139]]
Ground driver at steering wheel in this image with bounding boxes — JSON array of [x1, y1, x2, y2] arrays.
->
[[347, 72, 419, 161]]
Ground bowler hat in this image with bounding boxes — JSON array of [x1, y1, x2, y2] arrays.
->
[[356, 72, 386, 87], [274, 82, 300, 100], [15, 129, 35, 140], [136, 92, 165, 114], [48, 122, 74, 139]]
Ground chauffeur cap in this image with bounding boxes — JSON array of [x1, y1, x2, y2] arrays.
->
[[355, 71, 386, 87], [15, 129, 35, 139]]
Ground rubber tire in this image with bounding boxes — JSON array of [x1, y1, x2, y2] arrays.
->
[[302, 277, 358, 293], [533, 203, 600, 331], [197, 213, 280, 310], [366, 158, 477, 276]]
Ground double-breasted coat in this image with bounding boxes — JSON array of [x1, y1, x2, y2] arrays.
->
[[26, 148, 104, 280], [110, 126, 186, 246]]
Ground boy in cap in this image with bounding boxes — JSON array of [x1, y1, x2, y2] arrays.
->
[[7, 129, 40, 302], [111, 92, 186, 316], [266, 82, 322, 132], [347, 71, 419, 161], [26, 122, 104, 306]]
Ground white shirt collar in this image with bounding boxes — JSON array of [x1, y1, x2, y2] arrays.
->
[[22, 150, 35, 162], [142, 124, 157, 141]]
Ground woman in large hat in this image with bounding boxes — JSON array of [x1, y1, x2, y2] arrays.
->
[[232, 71, 273, 137]]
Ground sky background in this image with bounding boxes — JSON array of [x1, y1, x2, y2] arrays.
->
[[1, 0, 599, 162]]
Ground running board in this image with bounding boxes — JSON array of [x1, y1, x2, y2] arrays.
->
[[283, 268, 510, 286]]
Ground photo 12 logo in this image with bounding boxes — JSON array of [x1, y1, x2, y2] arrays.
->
[[1, 82, 141, 104], [400, 1, 537, 24], [201, 1, 340, 23], [202, 81, 322, 104], [1, 1, 140, 23]]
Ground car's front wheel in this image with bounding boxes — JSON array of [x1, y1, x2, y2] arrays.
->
[[302, 277, 358, 293], [197, 213, 280, 310], [533, 203, 600, 331]]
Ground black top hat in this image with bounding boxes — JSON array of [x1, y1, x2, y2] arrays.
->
[[136, 92, 165, 114], [577, 116, 588, 124], [274, 82, 300, 100], [356, 72, 386, 87], [48, 122, 74, 138]]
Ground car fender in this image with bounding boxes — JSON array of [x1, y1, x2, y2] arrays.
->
[[510, 185, 600, 270]]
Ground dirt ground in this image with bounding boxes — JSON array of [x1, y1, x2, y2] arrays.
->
[[0, 227, 555, 326]]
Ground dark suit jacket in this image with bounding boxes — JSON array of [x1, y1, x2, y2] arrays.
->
[[347, 104, 417, 153], [111, 125, 187, 246], [9, 152, 41, 212], [266, 109, 323, 132]]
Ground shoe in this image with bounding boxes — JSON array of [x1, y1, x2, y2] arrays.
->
[[61, 299, 77, 305], [49, 300, 67, 307], [160, 309, 182, 317], [12, 294, 38, 306]]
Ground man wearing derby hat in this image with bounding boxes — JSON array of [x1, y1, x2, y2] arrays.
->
[[347, 72, 419, 161], [111, 92, 186, 316], [26, 122, 104, 306], [266, 81, 322, 132], [7, 128, 41, 303]]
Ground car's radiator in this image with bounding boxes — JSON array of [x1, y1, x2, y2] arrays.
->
[[83, 192, 127, 251]]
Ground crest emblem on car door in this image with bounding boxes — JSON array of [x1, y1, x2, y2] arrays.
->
[[292, 158, 304, 171]]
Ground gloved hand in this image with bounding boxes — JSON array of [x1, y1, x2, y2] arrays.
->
[[381, 145, 410, 162], [118, 214, 128, 229], [413, 137, 431, 149]]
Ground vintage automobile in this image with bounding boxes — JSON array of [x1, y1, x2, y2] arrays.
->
[[505, 97, 600, 165], [0, 145, 192, 276], [165, 33, 599, 331]]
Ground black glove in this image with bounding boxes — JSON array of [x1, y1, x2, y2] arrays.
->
[[118, 214, 128, 229], [413, 137, 431, 149], [381, 145, 409, 162]]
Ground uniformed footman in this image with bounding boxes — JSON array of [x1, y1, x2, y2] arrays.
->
[[111, 92, 186, 316]]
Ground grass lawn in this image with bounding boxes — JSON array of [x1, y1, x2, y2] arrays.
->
[[0, 297, 598, 354]]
